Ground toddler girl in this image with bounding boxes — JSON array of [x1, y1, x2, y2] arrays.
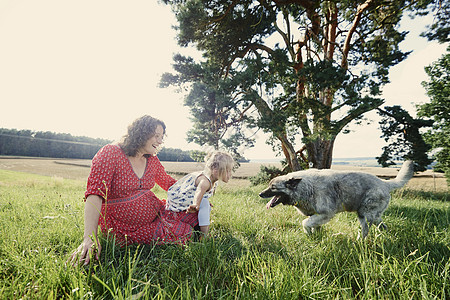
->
[[166, 151, 234, 237]]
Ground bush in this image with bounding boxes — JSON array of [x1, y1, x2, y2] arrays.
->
[[249, 165, 284, 185]]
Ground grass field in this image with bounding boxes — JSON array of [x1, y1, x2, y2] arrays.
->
[[0, 159, 449, 299]]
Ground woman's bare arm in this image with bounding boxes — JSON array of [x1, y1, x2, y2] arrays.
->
[[68, 194, 102, 266]]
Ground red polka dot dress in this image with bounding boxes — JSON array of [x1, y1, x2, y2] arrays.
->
[[85, 144, 198, 245]]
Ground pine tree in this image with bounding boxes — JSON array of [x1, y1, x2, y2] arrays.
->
[[162, 0, 439, 169]]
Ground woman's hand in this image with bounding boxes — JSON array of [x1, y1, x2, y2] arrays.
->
[[68, 236, 101, 266], [68, 194, 103, 266], [187, 204, 199, 213]]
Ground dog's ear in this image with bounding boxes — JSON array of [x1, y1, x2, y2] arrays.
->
[[286, 178, 302, 190]]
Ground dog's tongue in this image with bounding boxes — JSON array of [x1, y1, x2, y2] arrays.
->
[[266, 196, 277, 209]]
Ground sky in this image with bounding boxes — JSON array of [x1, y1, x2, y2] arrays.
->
[[0, 0, 447, 160]]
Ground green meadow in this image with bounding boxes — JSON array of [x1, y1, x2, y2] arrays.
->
[[0, 169, 448, 299]]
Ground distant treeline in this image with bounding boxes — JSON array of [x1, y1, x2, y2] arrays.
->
[[0, 128, 112, 159], [158, 148, 195, 162], [0, 128, 195, 161]]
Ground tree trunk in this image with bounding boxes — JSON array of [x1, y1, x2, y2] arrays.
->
[[305, 137, 335, 169], [277, 134, 302, 171]]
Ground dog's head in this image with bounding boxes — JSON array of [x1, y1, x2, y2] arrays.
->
[[259, 175, 302, 208]]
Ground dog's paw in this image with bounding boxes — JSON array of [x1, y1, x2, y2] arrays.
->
[[303, 226, 312, 235], [377, 223, 388, 231], [312, 226, 322, 233]]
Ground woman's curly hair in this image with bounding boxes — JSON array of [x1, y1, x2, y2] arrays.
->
[[119, 115, 166, 156]]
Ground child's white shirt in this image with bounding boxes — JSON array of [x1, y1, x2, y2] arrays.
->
[[166, 171, 216, 215]]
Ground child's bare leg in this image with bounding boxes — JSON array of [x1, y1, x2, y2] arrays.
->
[[199, 225, 209, 239]]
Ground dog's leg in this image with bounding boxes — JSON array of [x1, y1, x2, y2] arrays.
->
[[358, 195, 390, 238], [366, 213, 388, 231], [302, 214, 334, 234], [378, 222, 388, 231], [358, 213, 388, 238], [357, 215, 369, 239]]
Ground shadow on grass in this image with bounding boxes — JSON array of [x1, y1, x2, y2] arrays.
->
[[394, 189, 449, 202], [385, 203, 450, 232], [85, 233, 250, 298], [79, 186, 449, 298], [380, 201, 450, 264]]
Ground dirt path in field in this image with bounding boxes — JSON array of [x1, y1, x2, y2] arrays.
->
[[0, 157, 91, 180], [0, 156, 447, 191]]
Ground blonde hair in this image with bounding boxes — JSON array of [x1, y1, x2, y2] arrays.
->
[[204, 151, 234, 181]]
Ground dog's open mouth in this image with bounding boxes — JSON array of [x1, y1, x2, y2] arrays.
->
[[265, 196, 282, 209]]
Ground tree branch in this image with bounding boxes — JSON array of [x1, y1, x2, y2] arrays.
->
[[273, 0, 315, 10], [341, 0, 374, 69], [225, 43, 275, 77], [211, 0, 239, 24], [274, 8, 295, 61], [226, 103, 254, 127], [335, 98, 383, 133], [326, 2, 338, 61]]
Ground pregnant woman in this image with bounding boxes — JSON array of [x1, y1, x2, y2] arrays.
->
[[69, 115, 198, 266]]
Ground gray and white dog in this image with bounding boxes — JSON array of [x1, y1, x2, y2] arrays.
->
[[260, 160, 414, 238]]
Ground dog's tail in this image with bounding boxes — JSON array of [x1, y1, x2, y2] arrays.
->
[[386, 160, 414, 190]]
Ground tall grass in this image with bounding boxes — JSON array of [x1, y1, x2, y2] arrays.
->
[[0, 169, 448, 299]]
